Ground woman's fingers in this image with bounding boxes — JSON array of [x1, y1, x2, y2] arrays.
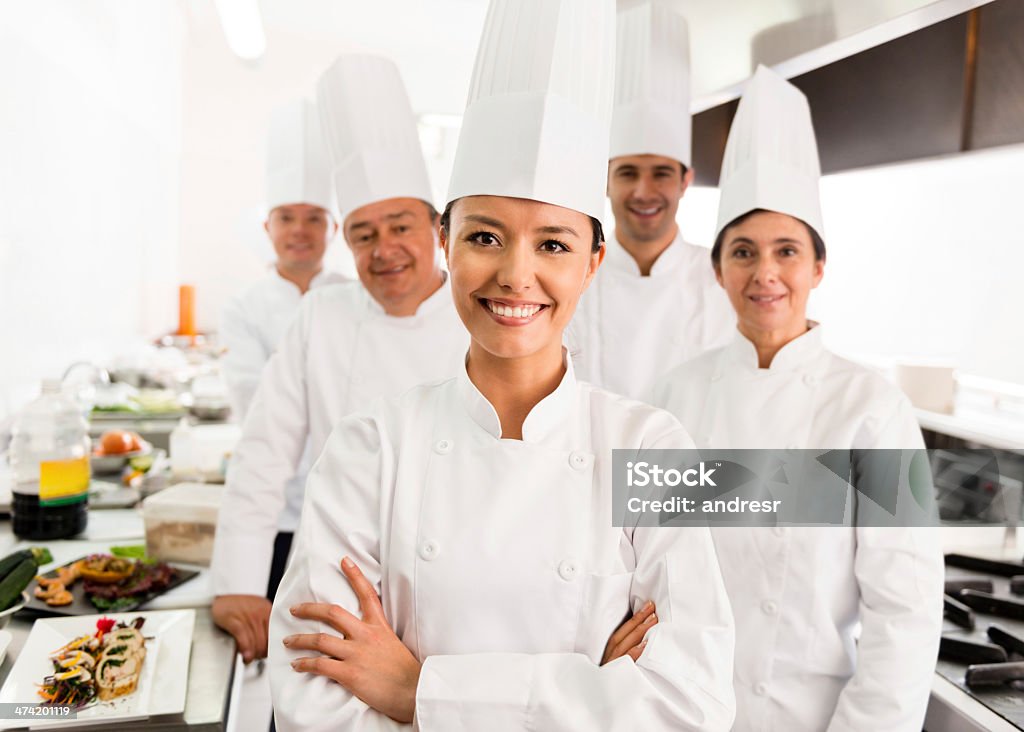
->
[[626, 640, 649, 663], [290, 655, 355, 687], [283, 632, 351, 660], [612, 610, 658, 660], [340, 556, 387, 625], [602, 601, 655, 665], [290, 602, 361, 639]]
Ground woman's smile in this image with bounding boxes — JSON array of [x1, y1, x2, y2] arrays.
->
[[478, 297, 549, 325]]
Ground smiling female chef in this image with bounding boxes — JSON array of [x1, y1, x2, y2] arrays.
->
[[266, 0, 736, 730], [653, 66, 944, 732]]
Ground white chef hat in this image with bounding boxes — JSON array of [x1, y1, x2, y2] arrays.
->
[[265, 99, 334, 215], [716, 65, 824, 239], [610, 0, 692, 168], [446, 0, 616, 223], [317, 54, 434, 224]]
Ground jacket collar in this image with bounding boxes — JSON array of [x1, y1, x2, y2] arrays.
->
[[458, 349, 577, 443], [605, 229, 686, 277], [727, 321, 825, 372], [365, 270, 450, 319]]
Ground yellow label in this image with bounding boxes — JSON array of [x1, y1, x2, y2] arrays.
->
[[39, 456, 90, 504]]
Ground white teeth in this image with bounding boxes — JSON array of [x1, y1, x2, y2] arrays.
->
[[486, 300, 541, 319]]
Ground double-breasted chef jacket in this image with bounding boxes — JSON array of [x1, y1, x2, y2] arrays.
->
[[568, 230, 735, 402], [210, 277, 468, 597], [220, 268, 349, 422], [268, 353, 737, 731], [654, 324, 944, 732]]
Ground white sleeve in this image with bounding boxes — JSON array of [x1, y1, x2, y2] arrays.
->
[[415, 426, 736, 732], [827, 396, 944, 732], [267, 413, 409, 731], [700, 273, 736, 353], [219, 296, 269, 423], [210, 302, 313, 597]]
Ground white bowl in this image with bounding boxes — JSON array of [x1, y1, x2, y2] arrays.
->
[[0, 592, 30, 630]]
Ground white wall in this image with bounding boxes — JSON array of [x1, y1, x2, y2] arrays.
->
[[0, 1, 184, 421], [676, 143, 1024, 386], [177, 0, 484, 334]]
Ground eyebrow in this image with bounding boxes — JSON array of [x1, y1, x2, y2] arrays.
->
[[383, 210, 414, 221], [463, 215, 578, 239], [537, 225, 579, 238], [463, 214, 507, 230], [728, 237, 804, 246]]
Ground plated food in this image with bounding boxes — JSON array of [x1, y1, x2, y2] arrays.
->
[[96, 430, 144, 456], [32, 554, 187, 612], [39, 616, 148, 707]]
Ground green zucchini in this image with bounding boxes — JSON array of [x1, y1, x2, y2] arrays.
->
[[0, 558, 37, 610], [0, 547, 52, 581]]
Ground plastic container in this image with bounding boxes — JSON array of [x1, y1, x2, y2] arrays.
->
[[8, 379, 90, 539], [169, 420, 240, 483], [142, 482, 224, 566]]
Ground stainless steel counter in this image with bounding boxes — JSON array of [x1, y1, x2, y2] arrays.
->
[[0, 513, 237, 731]]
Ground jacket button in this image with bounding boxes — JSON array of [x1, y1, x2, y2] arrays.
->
[[418, 540, 440, 560], [568, 452, 590, 470], [803, 373, 817, 386], [434, 439, 453, 455], [557, 559, 579, 581], [761, 599, 779, 616], [754, 682, 769, 697], [711, 373, 722, 382]]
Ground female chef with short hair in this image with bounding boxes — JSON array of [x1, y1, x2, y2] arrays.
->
[[654, 66, 944, 732], [266, 1, 735, 730]]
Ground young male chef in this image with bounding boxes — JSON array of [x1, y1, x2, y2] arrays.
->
[[220, 100, 347, 422], [210, 54, 468, 664], [569, 0, 734, 401]]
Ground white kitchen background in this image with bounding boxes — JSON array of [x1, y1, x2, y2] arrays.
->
[[2, 0, 1022, 425]]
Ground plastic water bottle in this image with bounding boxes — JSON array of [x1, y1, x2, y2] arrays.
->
[[9, 379, 90, 539]]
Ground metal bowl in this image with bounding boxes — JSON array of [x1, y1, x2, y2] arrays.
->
[[0, 592, 30, 630], [91, 445, 151, 475], [189, 403, 231, 422]]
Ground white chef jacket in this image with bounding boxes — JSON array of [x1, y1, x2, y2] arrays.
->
[[653, 325, 944, 732], [211, 277, 468, 597], [220, 268, 349, 422], [568, 230, 735, 401], [268, 354, 736, 731]]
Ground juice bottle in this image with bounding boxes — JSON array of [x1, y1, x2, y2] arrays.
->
[[9, 379, 90, 539]]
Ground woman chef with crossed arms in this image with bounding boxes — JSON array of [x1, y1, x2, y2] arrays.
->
[[266, 1, 735, 730], [654, 66, 944, 731]]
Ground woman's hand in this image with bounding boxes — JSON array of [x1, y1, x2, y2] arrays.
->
[[602, 600, 657, 665], [284, 557, 421, 723]]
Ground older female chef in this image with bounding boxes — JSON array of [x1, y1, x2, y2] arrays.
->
[[266, 1, 736, 730], [653, 66, 944, 732]]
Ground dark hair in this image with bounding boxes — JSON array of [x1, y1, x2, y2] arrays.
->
[[711, 208, 826, 267], [439, 199, 604, 253], [423, 201, 440, 223]]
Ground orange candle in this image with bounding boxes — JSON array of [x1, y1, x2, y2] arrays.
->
[[178, 284, 196, 336]]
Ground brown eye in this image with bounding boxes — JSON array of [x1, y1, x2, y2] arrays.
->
[[468, 231, 499, 246]]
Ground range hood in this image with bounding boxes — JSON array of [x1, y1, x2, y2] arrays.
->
[[689, 0, 1024, 184]]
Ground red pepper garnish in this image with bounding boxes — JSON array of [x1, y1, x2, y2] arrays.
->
[[96, 617, 115, 636]]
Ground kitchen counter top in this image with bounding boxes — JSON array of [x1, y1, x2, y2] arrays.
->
[[917, 407, 1024, 453], [0, 510, 234, 730]]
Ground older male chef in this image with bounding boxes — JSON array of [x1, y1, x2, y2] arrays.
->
[[569, 0, 733, 401], [220, 100, 347, 422], [210, 54, 468, 663]]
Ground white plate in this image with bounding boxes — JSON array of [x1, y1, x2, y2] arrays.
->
[[0, 609, 195, 730]]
